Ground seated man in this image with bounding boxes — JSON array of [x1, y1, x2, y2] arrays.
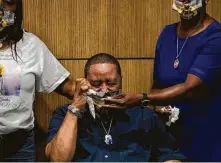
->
[[45, 53, 186, 162]]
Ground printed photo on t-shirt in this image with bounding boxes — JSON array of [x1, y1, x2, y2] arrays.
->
[[0, 61, 21, 96]]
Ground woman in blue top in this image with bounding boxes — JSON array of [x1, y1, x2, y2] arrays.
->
[[104, 0, 221, 161]]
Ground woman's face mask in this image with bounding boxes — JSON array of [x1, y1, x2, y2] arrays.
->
[[172, 0, 203, 20], [0, 0, 15, 31]]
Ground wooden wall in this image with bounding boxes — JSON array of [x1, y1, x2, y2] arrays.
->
[[22, 0, 221, 160]]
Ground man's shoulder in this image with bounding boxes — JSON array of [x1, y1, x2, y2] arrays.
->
[[124, 106, 161, 131], [126, 105, 158, 121]]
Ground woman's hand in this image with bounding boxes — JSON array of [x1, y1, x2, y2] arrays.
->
[[153, 105, 171, 123], [101, 93, 143, 109], [154, 105, 171, 114]]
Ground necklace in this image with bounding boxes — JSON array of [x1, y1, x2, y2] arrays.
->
[[100, 117, 113, 145], [174, 22, 201, 69]]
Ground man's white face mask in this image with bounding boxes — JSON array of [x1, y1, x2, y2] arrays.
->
[[87, 89, 122, 119], [172, 0, 203, 20]]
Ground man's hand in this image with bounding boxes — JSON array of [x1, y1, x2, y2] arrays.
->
[[101, 93, 143, 109], [72, 78, 89, 110]]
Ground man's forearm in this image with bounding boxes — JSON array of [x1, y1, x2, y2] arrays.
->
[[45, 112, 78, 162]]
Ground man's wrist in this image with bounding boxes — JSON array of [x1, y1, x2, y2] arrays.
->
[[68, 105, 83, 119]]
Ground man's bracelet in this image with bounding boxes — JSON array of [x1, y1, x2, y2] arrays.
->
[[68, 105, 83, 118]]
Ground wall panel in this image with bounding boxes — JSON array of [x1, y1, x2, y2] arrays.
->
[[23, 0, 221, 59], [23, 0, 177, 58]]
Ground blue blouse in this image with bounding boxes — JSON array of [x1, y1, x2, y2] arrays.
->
[[47, 105, 186, 162], [154, 20, 221, 161]]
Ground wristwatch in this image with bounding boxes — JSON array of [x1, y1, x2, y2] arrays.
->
[[68, 105, 83, 118], [141, 93, 149, 106]]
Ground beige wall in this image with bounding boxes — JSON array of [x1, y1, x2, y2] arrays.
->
[[22, 0, 221, 160]]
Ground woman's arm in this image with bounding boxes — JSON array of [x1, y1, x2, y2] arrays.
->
[[103, 74, 209, 108], [55, 78, 76, 99], [147, 74, 209, 105]]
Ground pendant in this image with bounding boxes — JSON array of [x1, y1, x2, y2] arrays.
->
[[174, 59, 179, 69], [104, 134, 113, 145]]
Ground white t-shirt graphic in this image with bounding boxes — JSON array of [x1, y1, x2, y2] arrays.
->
[[0, 32, 70, 134]]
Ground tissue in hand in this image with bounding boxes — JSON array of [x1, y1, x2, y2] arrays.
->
[[86, 89, 106, 119]]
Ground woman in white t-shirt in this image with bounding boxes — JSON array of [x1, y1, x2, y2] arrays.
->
[[0, 0, 76, 161]]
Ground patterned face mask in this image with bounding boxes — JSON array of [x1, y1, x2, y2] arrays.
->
[[172, 0, 203, 20], [0, 0, 15, 31], [2, 0, 16, 5]]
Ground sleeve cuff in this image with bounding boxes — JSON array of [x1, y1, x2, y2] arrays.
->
[[189, 68, 211, 85], [44, 72, 70, 93]]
